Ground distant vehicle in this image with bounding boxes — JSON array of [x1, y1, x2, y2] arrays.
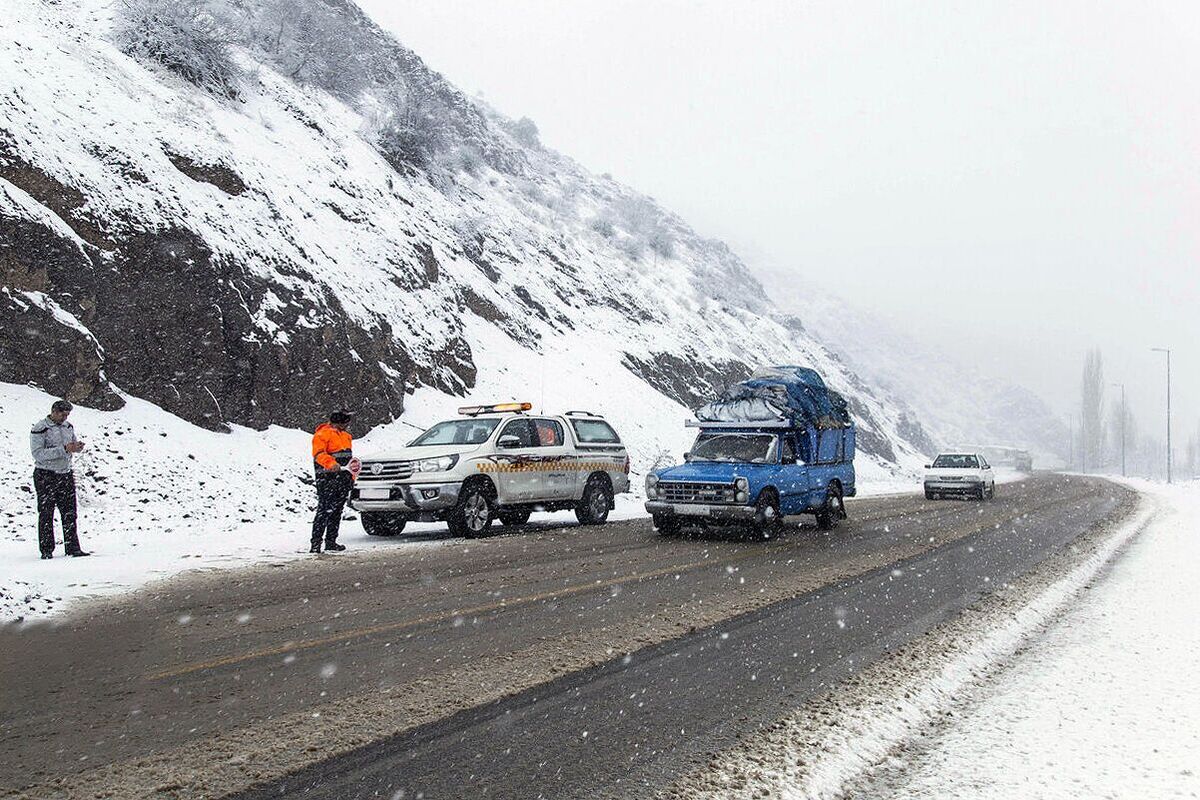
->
[[350, 403, 630, 538], [924, 452, 995, 500], [645, 366, 856, 540], [970, 444, 1033, 473]]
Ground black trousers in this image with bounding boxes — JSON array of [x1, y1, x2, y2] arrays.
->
[[312, 471, 353, 547], [34, 469, 81, 555]]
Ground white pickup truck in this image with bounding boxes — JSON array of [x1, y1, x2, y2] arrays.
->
[[349, 403, 630, 537], [923, 452, 995, 500]]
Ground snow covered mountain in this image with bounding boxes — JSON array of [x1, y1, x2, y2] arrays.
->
[[0, 0, 935, 480], [759, 270, 1069, 465]]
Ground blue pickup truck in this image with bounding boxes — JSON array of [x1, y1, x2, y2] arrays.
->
[[644, 366, 856, 540]]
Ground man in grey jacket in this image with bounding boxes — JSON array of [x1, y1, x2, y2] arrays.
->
[[30, 400, 89, 559]]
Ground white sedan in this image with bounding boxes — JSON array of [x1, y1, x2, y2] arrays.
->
[[924, 452, 995, 500]]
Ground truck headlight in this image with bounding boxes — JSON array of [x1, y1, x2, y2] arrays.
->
[[734, 477, 749, 491], [736, 491, 748, 503], [413, 454, 459, 473], [646, 474, 659, 499]]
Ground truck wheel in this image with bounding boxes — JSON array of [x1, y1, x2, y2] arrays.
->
[[751, 492, 782, 541], [816, 483, 845, 530], [498, 509, 532, 526], [448, 483, 495, 538], [653, 513, 681, 537], [362, 512, 407, 536], [576, 476, 613, 525]]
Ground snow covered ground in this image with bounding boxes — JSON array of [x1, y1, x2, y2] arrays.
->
[[674, 477, 1195, 800], [848, 478, 1200, 800]]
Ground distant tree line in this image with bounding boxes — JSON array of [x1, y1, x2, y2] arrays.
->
[[1072, 348, 1192, 480]]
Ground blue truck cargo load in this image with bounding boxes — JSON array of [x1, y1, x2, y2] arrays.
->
[[645, 365, 856, 540]]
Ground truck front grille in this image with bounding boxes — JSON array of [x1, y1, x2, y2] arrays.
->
[[659, 481, 736, 504], [357, 460, 414, 481]]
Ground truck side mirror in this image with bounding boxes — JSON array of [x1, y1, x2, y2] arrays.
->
[[498, 435, 521, 449], [924, 464, 932, 469], [683, 451, 693, 462]]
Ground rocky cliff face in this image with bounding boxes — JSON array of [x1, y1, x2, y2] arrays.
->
[[0, 0, 933, 473]]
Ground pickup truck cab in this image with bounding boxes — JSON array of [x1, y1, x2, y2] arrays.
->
[[350, 403, 630, 538], [645, 420, 856, 539], [924, 452, 995, 500]]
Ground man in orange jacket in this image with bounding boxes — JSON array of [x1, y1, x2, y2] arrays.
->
[[311, 410, 355, 553]]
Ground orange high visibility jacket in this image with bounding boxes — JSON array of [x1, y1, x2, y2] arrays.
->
[[312, 423, 353, 474]]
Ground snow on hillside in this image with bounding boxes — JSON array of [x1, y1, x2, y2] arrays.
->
[[1, 0, 927, 459], [2, 0, 933, 617]]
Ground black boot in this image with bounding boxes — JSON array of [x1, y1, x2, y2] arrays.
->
[[310, 542, 322, 553], [324, 542, 346, 552]]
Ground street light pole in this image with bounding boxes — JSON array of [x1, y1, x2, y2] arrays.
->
[[1151, 347, 1172, 483], [1112, 382, 1126, 477]]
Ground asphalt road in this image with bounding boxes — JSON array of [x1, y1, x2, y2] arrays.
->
[[0, 474, 1133, 799]]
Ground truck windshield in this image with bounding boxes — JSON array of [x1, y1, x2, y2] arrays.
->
[[690, 433, 776, 464], [410, 419, 500, 446]]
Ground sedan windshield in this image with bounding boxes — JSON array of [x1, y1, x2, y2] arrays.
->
[[933, 454, 979, 468], [411, 418, 499, 446], [690, 433, 776, 464]]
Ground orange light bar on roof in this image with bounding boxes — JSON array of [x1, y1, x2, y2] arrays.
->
[[458, 402, 533, 416]]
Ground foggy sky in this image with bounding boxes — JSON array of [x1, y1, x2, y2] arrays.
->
[[358, 0, 1198, 452]]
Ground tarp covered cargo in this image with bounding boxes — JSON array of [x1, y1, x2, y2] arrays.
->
[[695, 365, 852, 429]]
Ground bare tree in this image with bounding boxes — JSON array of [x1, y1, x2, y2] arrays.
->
[[114, 0, 244, 99], [1080, 349, 1105, 472], [229, 0, 371, 99], [369, 85, 451, 170], [509, 116, 540, 148]]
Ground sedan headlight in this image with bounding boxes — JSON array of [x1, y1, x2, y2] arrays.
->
[[413, 454, 459, 473], [646, 473, 659, 499]]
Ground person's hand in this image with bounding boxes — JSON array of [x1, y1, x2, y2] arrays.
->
[[65, 441, 84, 453]]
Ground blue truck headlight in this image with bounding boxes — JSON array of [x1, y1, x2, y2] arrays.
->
[[734, 477, 749, 491], [645, 474, 659, 499], [414, 454, 459, 473], [736, 491, 748, 503]]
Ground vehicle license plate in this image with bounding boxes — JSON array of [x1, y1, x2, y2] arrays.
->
[[676, 504, 711, 516], [360, 488, 390, 500]]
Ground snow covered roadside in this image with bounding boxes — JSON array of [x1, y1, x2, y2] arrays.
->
[[845, 478, 1200, 800], [1, 380, 921, 622], [0, 383, 648, 621], [667, 478, 1155, 800]]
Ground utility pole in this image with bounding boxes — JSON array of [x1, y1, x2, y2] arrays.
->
[[1111, 382, 1126, 477], [1151, 347, 1172, 483]]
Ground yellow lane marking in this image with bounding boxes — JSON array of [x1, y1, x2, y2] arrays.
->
[[147, 486, 1077, 682]]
